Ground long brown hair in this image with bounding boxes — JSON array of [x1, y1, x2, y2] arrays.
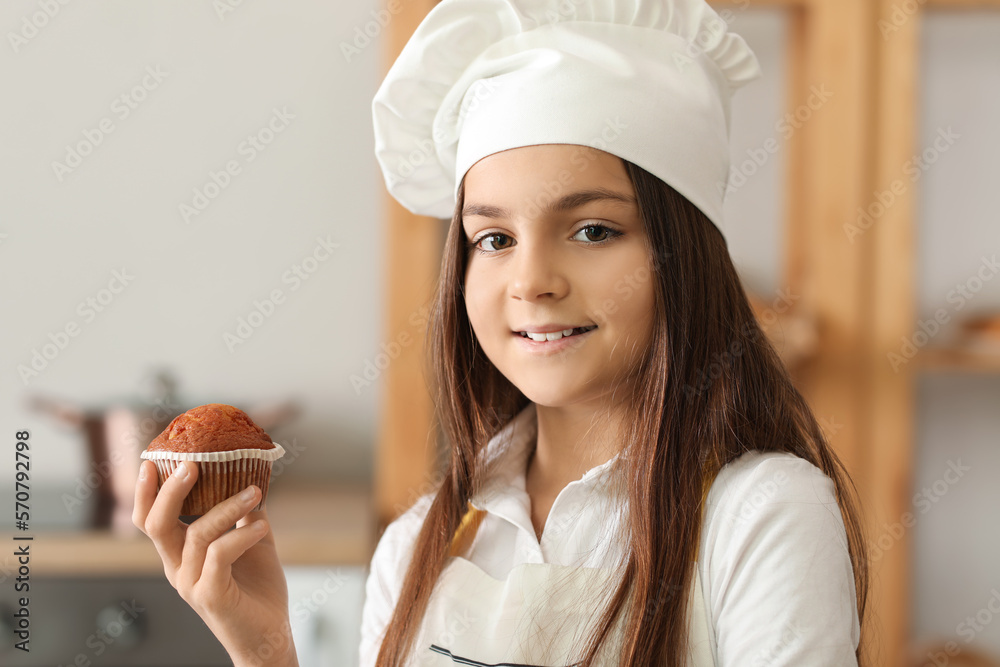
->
[[375, 157, 871, 666]]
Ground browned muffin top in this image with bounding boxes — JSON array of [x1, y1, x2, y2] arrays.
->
[[146, 403, 274, 453]]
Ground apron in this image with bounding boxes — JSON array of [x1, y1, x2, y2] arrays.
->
[[409, 502, 716, 667]]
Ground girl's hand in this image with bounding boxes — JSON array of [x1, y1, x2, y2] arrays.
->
[[133, 460, 299, 667]]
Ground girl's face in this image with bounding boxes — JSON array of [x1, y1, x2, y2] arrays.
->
[[462, 144, 656, 409]]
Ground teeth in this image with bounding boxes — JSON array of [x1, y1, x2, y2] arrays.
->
[[520, 325, 595, 342]]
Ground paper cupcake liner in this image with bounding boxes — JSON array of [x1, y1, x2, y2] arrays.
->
[[141, 444, 284, 515], [140, 443, 285, 463]]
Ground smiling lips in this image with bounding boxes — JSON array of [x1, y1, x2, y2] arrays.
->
[[515, 325, 597, 342]]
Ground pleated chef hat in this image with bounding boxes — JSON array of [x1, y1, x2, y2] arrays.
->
[[371, 0, 762, 232]]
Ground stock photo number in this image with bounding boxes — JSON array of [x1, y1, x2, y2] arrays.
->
[[13, 430, 32, 652]]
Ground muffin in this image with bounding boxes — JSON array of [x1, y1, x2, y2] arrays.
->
[[140, 403, 285, 515]]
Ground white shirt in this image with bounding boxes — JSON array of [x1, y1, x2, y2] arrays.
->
[[359, 402, 860, 666]]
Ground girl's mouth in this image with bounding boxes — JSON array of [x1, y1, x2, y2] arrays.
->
[[514, 325, 597, 343], [512, 325, 597, 348]]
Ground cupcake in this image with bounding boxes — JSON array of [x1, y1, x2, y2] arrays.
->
[[140, 403, 285, 515]]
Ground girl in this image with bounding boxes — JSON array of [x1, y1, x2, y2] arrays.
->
[[134, 0, 870, 665]]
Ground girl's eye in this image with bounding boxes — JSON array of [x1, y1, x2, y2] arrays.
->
[[469, 233, 514, 253], [572, 224, 621, 243], [467, 224, 622, 255]]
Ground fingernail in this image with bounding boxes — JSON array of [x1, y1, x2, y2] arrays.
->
[[138, 464, 147, 481], [173, 463, 188, 480], [241, 486, 256, 502]]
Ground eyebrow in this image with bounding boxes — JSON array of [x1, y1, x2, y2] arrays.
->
[[462, 187, 637, 220]]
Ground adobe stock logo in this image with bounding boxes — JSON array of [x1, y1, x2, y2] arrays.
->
[[340, 1, 403, 63], [223, 235, 340, 352], [51, 66, 169, 182], [7, 0, 75, 54], [179, 107, 295, 224], [18, 269, 136, 385]]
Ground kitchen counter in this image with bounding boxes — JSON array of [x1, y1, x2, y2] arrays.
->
[[0, 482, 376, 576]]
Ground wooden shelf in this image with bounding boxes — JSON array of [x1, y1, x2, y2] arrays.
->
[[916, 344, 1000, 374], [0, 483, 375, 577]]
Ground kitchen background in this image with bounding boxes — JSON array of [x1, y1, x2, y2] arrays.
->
[[0, 0, 998, 665]]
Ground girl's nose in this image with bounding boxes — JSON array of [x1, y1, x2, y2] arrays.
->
[[507, 241, 569, 301]]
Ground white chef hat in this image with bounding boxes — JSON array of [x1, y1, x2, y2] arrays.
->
[[371, 0, 762, 232]]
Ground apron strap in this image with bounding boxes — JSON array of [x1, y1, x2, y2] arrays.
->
[[448, 502, 488, 558]]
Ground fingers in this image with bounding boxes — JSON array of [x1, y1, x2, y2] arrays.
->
[[199, 519, 270, 595], [179, 485, 262, 591], [237, 507, 275, 546], [132, 460, 158, 534], [141, 461, 200, 574]]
